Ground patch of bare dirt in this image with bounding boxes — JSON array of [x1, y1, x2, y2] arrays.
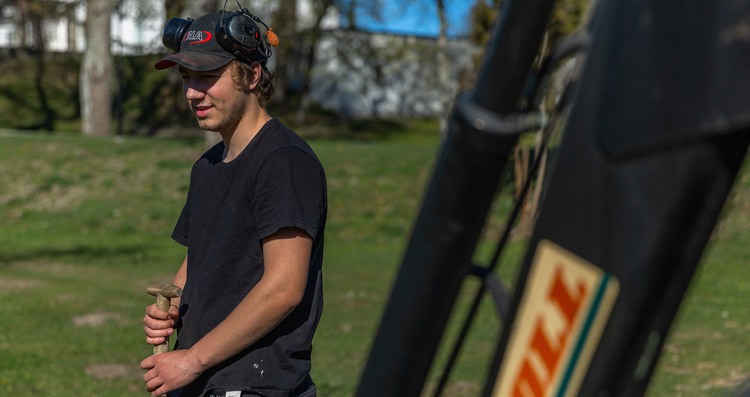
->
[[0, 276, 42, 292], [26, 185, 89, 212], [19, 262, 89, 276], [72, 312, 125, 327], [701, 370, 750, 391], [444, 381, 480, 397], [663, 364, 749, 392], [85, 363, 141, 380]]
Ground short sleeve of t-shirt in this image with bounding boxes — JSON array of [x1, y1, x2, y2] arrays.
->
[[172, 202, 190, 246], [252, 146, 326, 241]]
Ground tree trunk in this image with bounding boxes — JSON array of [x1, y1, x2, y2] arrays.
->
[[80, 0, 114, 136], [183, 0, 219, 17], [25, 6, 55, 131], [435, 0, 450, 134], [12, 1, 26, 48], [296, 0, 334, 124], [271, 0, 297, 103]]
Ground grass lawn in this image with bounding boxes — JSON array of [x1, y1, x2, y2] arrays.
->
[[0, 126, 747, 396]]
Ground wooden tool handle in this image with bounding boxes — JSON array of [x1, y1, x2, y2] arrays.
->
[[146, 284, 181, 397], [153, 294, 171, 355]]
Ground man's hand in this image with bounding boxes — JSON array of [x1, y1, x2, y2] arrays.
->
[[143, 303, 179, 346], [141, 349, 204, 396]]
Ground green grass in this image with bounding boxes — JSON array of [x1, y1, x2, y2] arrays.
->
[[0, 128, 748, 396]]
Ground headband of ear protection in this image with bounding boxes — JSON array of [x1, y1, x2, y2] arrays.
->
[[161, 2, 277, 65]]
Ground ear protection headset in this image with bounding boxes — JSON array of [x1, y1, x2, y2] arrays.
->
[[162, 0, 277, 64]]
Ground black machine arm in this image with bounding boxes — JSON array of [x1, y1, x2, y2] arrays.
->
[[355, 0, 750, 396]]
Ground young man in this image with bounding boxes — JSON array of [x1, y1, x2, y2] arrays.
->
[[141, 10, 326, 397]]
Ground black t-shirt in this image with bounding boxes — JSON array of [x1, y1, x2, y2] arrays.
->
[[171, 119, 327, 397]]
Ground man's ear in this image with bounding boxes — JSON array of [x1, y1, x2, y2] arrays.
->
[[249, 62, 263, 91]]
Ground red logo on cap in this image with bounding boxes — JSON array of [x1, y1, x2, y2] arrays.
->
[[184, 30, 213, 45]]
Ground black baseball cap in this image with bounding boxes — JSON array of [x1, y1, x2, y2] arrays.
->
[[154, 12, 233, 71]]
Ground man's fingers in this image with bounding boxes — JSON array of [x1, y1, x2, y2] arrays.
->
[[145, 378, 166, 397], [146, 304, 172, 319], [143, 366, 169, 397], [168, 305, 180, 317], [144, 324, 174, 345], [145, 335, 167, 346], [143, 317, 174, 331], [140, 356, 155, 371], [152, 385, 169, 397]]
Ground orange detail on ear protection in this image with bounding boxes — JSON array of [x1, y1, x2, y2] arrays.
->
[[266, 28, 279, 47]]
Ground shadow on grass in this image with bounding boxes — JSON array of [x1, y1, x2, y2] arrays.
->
[[300, 119, 412, 141], [0, 244, 154, 266], [267, 103, 441, 142]]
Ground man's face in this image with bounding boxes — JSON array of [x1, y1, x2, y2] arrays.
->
[[178, 64, 249, 134]]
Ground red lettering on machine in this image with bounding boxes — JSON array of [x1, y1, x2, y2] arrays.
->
[[492, 240, 619, 397], [512, 266, 587, 397]]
